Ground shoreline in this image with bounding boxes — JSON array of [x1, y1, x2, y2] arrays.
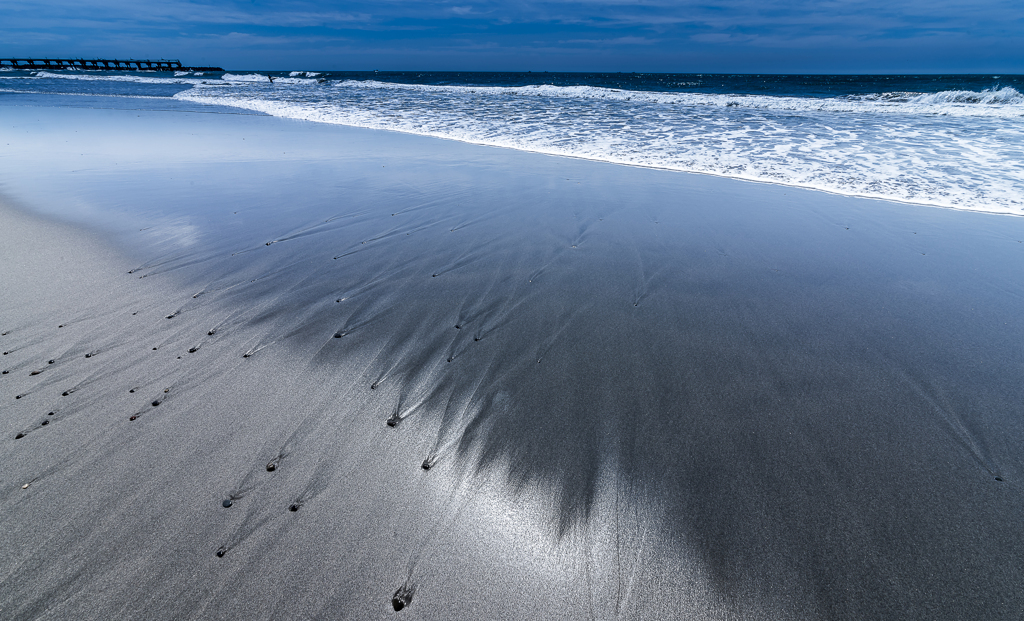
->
[[175, 97, 1024, 217], [6, 83, 1022, 216], [2, 102, 1024, 619]]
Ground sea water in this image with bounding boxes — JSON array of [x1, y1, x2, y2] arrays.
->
[[2, 69, 1021, 214]]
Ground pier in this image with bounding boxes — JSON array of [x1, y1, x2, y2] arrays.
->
[[0, 58, 223, 71]]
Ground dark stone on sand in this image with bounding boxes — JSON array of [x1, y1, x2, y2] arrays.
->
[[15, 433, 24, 439], [1, 370, 7, 374], [15, 394, 22, 399], [333, 333, 342, 338], [188, 347, 198, 353], [216, 548, 226, 557], [48, 412, 54, 416], [41, 420, 48, 426], [266, 462, 276, 472], [222, 499, 232, 508], [392, 586, 414, 611], [995, 476, 1004, 482], [62, 391, 69, 396], [208, 330, 215, 335], [129, 389, 135, 393], [129, 415, 138, 421], [289, 503, 300, 512], [85, 353, 92, 358], [151, 400, 160, 407], [30, 370, 40, 376], [421, 459, 432, 471], [48, 360, 55, 364]]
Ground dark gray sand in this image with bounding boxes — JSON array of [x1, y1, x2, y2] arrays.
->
[[2, 106, 1024, 620]]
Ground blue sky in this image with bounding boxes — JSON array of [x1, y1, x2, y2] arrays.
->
[[4, 0, 1023, 72]]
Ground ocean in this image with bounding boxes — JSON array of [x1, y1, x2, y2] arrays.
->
[[2, 69, 1022, 214]]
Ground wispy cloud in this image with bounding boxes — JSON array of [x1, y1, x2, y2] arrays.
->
[[560, 36, 660, 45], [2, 0, 1022, 71]]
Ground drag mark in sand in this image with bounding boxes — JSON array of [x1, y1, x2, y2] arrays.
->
[[385, 374, 452, 428], [431, 245, 490, 278], [126, 249, 204, 276], [396, 458, 499, 612], [447, 208, 498, 233], [333, 220, 438, 260], [213, 503, 277, 557], [567, 205, 614, 250], [13, 411, 57, 440], [285, 459, 333, 513], [330, 292, 393, 340], [256, 208, 375, 249], [217, 451, 335, 558], [446, 265, 532, 359], [628, 217, 670, 309], [388, 190, 467, 219], [894, 365, 1003, 480], [535, 306, 585, 364], [367, 327, 451, 393], [423, 365, 507, 471]]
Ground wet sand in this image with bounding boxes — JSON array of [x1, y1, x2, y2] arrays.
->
[[2, 104, 1024, 620]]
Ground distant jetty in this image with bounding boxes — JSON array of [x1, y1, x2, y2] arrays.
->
[[0, 58, 223, 71]]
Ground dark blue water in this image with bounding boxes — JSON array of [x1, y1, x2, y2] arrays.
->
[[297, 71, 1024, 97], [4, 69, 1022, 98]]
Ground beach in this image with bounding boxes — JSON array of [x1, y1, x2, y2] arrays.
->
[[2, 102, 1024, 620]]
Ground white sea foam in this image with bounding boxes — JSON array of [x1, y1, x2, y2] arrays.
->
[[27, 71, 208, 85], [175, 80, 1024, 214], [219, 73, 318, 85], [270, 77, 319, 85], [906, 87, 1023, 106], [0, 88, 176, 100], [221, 73, 272, 83], [335, 80, 1024, 119]]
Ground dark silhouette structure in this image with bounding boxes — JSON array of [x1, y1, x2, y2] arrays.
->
[[0, 58, 223, 71]]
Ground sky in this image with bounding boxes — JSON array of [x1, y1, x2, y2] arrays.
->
[[3, 0, 1023, 73]]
